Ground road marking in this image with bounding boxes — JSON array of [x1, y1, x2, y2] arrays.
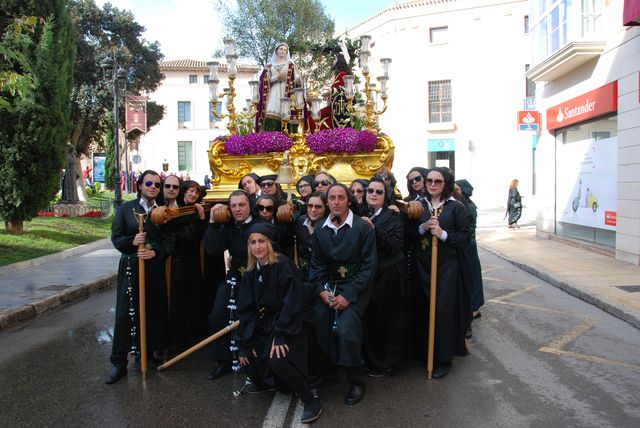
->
[[290, 399, 304, 428], [544, 318, 596, 350], [490, 300, 576, 316], [490, 285, 539, 302], [262, 392, 292, 428], [539, 347, 640, 370]]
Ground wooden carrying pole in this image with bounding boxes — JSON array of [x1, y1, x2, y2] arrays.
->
[[158, 320, 239, 371], [427, 207, 441, 379], [134, 210, 149, 380]]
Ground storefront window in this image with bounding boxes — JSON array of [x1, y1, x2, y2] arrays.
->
[[554, 115, 617, 247]]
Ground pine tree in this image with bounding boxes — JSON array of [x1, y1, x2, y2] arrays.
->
[[0, 0, 76, 234]]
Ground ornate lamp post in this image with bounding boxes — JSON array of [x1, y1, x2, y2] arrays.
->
[[100, 55, 128, 208]]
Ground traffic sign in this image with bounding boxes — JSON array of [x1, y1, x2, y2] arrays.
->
[[524, 97, 536, 110]]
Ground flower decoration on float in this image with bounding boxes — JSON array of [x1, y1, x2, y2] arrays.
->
[[224, 132, 293, 155], [307, 128, 377, 154]]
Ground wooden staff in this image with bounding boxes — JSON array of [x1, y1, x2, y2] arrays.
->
[[157, 320, 240, 371], [133, 210, 150, 380], [427, 206, 442, 380], [165, 255, 172, 312]]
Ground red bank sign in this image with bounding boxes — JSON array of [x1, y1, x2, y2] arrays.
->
[[546, 81, 618, 130]]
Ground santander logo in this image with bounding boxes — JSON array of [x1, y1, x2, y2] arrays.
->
[[556, 108, 564, 123]]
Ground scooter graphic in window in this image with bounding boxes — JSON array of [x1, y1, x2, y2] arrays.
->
[[572, 179, 599, 212]]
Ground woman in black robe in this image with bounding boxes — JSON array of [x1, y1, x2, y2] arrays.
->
[[237, 223, 322, 424], [506, 179, 522, 228], [407, 167, 472, 379], [294, 192, 327, 278], [166, 180, 208, 352], [361, 177, 405, 376]]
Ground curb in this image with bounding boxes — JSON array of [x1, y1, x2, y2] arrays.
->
[[479, 243, 640, 330], [0, 274, 117, 332], [0, 238, 112, 276]]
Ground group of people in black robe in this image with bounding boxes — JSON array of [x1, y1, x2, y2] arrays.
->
[[105, 165, 485, 425]]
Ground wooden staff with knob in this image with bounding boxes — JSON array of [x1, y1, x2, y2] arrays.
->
[[427, 206, 442, 380], [133, 210, 149, 380]]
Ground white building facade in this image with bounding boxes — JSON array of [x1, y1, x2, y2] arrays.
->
[[346, 0, 532, 208], [136, 59, 260, 182], [527, 0, 640, 264]]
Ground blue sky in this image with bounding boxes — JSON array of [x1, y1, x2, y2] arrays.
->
[[98, 0, 398, 60]]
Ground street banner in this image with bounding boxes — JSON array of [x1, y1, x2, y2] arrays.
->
[[556, 136, 617, 231], [126, 95, 147, 133], [92, 153, 106, 183]]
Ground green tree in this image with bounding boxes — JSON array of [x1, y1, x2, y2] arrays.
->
[[0, 0, 76, 234], [218, 0, 334, 73], [67, 0, 165, 192]]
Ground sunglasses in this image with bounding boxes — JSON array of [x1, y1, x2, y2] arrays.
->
[[408, 176, 423, 184], [307, 203, 325, 210], [351, 188, 364, 194], [367, 188, 384, 195], [164, 184, 179, 190], [298, 183, 311, 188], [314, 179, 330, 187], [145, 181, 161, 188], [426, 178, 444, 186], [260, 181, 275, 188], [257, 205, 275, 212]]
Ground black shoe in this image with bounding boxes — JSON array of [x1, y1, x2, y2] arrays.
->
[[432, 362, 451, 379], [245, 382, 275, 394], [473, 311, 482, 319], [301, 398, 322, 423], [367, 367, 391, 378], [208, 363, 231, 380], [344, 384, 365, 405], [465, 325, 473, 339], [105, 366, 127, 384]]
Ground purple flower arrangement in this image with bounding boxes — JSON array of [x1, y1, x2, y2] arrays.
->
[[307, 128, 378, 154], [224, 132, 293, 155]]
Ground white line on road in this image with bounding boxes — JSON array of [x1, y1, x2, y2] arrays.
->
[[262, 392, 293, 428], [290, 399, 304, 428]]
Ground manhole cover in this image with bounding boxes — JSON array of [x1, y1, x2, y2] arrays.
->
[[39, 285, 72, 291], [616, 285, 640, 293]]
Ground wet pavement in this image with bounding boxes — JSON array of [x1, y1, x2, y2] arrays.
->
[[1, 247, 639, 426]]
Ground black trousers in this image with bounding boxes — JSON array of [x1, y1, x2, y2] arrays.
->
[[244, 353, 315, 404]]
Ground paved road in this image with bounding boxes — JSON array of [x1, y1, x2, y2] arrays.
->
[[1, 246, 639, 427]]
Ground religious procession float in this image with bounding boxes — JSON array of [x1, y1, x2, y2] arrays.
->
[[204, 35, 394, 199]]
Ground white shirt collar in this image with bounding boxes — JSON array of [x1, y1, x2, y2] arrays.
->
[[139, 197, 158, 213], [371, 207, 383, 218], [323, 209, 354, 233]]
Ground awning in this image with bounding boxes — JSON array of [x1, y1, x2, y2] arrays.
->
[[624, 0, 640, 26]]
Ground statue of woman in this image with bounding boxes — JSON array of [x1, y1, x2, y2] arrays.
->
[[61, 145, 79, 203], [255, 43, 300, 132]]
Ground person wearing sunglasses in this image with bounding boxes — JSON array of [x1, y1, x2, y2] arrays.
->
[[350, 179, 369, 213], [405, 167, 429, 202], [296, 175, 315, 202], [313, 172, 336, 194], [204, 190, 266, 381], [258, 174, 288, 201], [309, 183, 376, 406], [256, 194, 295, 259], [161, 175, 182, 207], [294, 192, 327, 279], [359, 178, 405, 378], [408, 167, 472, 380], [107, 170, 172, 384]]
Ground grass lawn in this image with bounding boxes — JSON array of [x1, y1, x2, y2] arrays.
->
[[0, 191, 136, 267]]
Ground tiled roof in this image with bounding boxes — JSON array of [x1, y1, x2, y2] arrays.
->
[[347, 0, 460, 32], [160, 58, 260, 71]]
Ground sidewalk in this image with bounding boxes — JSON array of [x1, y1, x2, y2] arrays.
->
[[476, 208, 640, 330], [1, 210, 639, 332], [0, 239, 119, 331]]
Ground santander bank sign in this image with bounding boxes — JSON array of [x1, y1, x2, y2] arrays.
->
[[546, 81, 618, 130]]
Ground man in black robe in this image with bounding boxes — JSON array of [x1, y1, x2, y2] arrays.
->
[[309, 184, 377, 405], [204, 190, 264, 380], [106, 170, 172, 384]]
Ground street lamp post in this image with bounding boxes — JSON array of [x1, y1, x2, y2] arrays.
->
[[100, 55, 128, 209]]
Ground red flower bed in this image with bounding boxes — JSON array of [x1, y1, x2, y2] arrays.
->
[[37, 212, 55, 217], [80, 210, 103, 218]]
